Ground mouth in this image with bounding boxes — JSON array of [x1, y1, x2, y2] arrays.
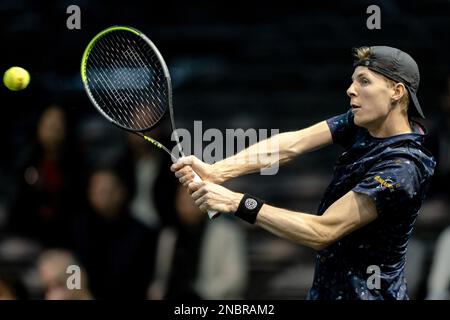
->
[[351, 104, 361, 110]]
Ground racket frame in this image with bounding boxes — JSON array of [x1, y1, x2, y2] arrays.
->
[[81, 26, 219, 219]]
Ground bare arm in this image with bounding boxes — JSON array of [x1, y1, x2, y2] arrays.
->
[[172, 120, 333, 185], [188, 181, 378, 251], [213, 120, 333, 182], [255, 191, 378, 250]]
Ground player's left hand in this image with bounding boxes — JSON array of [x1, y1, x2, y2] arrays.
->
[[188, 181, 243, 214]]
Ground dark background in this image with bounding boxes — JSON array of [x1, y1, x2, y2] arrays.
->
[[1, 0, 450, 299]]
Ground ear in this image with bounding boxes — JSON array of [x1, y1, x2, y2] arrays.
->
[[391, 83, 407, 103]]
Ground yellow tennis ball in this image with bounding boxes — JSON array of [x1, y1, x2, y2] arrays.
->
[[3, 66, 30, 91]]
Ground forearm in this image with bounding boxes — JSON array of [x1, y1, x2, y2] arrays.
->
[[255, 204, 330, 251], [212, 121, 332, 183], [212, 131, 289, 182]]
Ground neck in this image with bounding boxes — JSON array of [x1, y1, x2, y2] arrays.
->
[[367, 112, 412, 138]]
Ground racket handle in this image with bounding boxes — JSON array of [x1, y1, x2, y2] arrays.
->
[[192, 173, 220, 219]]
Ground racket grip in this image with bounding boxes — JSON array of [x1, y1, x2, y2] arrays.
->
[[192, 173, 220, 219]]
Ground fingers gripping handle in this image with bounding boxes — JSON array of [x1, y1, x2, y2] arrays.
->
[[193, 173, 220, 219]]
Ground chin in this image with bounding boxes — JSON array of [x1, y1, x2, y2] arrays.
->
[[354, 114, 375, 130], [353, 113, 365, 127]]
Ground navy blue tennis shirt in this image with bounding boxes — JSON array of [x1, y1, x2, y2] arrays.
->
[[307, 109, 436, 300]]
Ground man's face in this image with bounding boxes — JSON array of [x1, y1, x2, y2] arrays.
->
[[347, 66, 394, 128]]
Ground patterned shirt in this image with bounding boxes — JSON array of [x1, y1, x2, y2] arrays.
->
[[307, 109, 436, 300]]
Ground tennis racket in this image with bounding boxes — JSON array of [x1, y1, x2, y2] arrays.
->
[[80, 25, 219, 219]]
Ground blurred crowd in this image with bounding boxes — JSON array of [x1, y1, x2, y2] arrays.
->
[[0, 104, 247, 300], [1, 74, 450, 300]]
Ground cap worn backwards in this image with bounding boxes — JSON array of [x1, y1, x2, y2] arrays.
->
[[353, 46, 425, 119]]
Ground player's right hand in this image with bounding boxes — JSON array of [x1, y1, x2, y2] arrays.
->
[[171, 156, 218, 187]]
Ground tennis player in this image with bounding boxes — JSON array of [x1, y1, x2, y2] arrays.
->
[[171, 46, 436, 300]]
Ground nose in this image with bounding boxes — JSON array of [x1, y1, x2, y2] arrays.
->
[[346, 82, 357, 98]]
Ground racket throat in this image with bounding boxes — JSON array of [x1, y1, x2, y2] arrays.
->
[[142, 134, 177, 162]]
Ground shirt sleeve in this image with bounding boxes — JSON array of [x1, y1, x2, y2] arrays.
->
[[352, 158, 420, 218], [326, 109, 359, 148]]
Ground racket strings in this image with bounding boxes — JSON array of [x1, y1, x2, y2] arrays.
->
[[89, 49, 134, 126], [99, 37, 150, 126], [91, 36, 158, 128], [121, 41, 166, 117], [116, 34, 168, 122], [85, 30, 168, 131], [88, 45, 142, 128]]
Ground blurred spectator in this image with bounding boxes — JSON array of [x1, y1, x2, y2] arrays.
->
[[402, 74, 450, 299], [37, 249, 92, 300], [427, 76, 450, 197], [127, 132, 178, 228], [419, 76, 450, 214], [68, 168, 158, 299], [426, 226, 450, 300], [423, 77, 450, 300], [7, 105, 84, 247], [148, 185, 247, 300], [0, 274, 28, 300]]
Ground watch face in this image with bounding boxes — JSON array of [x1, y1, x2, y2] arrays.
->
[[244, 198, 258, 210]]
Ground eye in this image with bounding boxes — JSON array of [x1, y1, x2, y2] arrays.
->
[[360, 78, 370, 85]]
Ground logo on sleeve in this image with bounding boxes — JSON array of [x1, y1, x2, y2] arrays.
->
[[374, 175, 396, 191]]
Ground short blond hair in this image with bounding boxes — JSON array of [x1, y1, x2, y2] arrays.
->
[[353, 46, 409, 111], [353, 46, 371, 61]]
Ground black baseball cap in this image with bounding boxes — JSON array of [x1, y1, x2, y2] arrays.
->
[[353, 46, 425, 119]]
